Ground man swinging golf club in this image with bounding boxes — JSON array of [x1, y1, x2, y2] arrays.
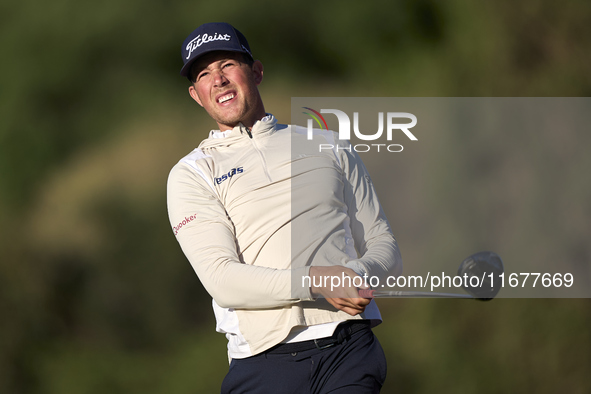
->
[[167, 22, 402, 393]]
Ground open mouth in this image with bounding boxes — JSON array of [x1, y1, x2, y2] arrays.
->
[[217, 92, 235, 104]]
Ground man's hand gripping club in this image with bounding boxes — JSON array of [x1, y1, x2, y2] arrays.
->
[[309, 266, 371, 316]]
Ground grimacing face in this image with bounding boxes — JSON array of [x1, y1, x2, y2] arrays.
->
[[188, 51, 265, 131]]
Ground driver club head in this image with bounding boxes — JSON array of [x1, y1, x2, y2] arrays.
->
[[457, 251, 504, 301]]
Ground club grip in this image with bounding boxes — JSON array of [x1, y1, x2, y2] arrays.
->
[[358, 289, 375, 298]]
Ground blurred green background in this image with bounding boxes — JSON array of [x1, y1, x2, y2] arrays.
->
[[1, 0, 590, 393]]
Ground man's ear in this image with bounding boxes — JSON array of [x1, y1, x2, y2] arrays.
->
[[188, 85, 203, 107], [252, 60, 264, 85]]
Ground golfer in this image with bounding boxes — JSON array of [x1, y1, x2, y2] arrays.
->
[[167, 22, 402, 393]]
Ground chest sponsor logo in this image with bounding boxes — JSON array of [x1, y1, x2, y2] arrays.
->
[[215, 167, 244, 185]]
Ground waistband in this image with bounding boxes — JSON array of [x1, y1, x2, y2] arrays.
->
[[265, 320, 371, 354]]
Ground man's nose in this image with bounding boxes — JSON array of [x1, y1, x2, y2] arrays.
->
[[212, 69, 229, 87]]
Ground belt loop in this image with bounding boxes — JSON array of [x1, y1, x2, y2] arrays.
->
[[336, 326, 347, 344]]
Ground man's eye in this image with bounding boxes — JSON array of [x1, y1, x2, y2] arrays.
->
[[198, 71, 209, 79]]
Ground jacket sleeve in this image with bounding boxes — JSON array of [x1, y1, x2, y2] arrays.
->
[[338, 144, 403, 281], [167, 163, 313, 309]]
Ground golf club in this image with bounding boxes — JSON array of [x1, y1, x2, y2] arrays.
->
[[358, 251, 504, 301]]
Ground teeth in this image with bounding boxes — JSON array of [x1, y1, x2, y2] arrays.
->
[[218, 93, 235, 103]]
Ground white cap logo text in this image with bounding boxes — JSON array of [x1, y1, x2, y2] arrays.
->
[[186, 33, 232, 59]]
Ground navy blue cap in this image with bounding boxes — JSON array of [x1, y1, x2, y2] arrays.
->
[[180, 22, 253, 78]]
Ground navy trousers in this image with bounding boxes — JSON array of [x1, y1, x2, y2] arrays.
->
[[220, 326, 387, 393]]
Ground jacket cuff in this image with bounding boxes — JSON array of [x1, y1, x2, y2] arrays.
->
[[291, 265, 315, 301]]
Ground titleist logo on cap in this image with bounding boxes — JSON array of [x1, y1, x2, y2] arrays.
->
[[186, 33, 232, 59], [180, 23, 252, 77]]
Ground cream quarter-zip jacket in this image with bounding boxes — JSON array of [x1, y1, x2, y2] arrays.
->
[[167, 115, 402, 358]]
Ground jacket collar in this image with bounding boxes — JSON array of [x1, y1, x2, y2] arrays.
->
[[199, 114, 277, 149], [210, 114, 276, 138]]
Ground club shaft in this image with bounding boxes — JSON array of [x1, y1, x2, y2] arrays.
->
[[359, 289, 473, 299]]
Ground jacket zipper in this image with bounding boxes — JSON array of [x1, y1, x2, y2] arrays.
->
[[244, 126, 272, 183]]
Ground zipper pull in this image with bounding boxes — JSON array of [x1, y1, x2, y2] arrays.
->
[[240, 123, 253, 138]]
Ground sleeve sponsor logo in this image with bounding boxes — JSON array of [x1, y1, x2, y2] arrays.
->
[[215, 166, 244, 185], [173, 214, 198, 235]]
